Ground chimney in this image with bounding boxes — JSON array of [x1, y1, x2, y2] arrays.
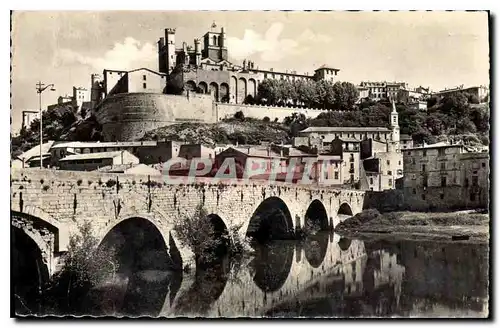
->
[[247, 147, 250, 154]]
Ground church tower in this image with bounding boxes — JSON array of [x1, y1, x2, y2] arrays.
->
[[158, 28, 177, 74], [390, 100, 400, 150]]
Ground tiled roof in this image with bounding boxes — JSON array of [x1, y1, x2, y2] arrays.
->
[[300, 127, 390, 133], [52, 141, 158, 149], [232, 147, 283, 158], [60, 151, 134, 161], [18, 141, 55, 161]]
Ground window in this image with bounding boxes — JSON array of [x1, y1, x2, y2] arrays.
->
[[440, 193, 445, 199], [423, 150, 427, 157], [412, 188, 416, 194], [387, 160, 390, 165], [350, 163, 354, 171], [334, 172, 339, 180], [441, 176, 447, 187], [143, 75, 147, 81], [370, 177, 373, 184], [440, 163, 446, 170], [438, 148, 445, 156], [465, 178, 469, 187], [411, 158, 415, 165], [422, 164, 426, 172], [350, 174, 355, 182], [388, 170, 392, 175], [398, 160, 401, 165], [470, 192, 476, 201], [423, 177, 428, 188], [264, 73, 267, 79], [482, 162, 486, 168], [422, 194, 426, 200], [472, 175, 479, 186], [388, 179, 393, 186], [143, 83, 147, 89]]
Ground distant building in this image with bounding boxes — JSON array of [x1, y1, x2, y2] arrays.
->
[[102, 68, 168, 97], [402, 142, 489, 210], [178, 144, 216, 160], [21, 110, 39, 130], [359, 81, 408, 102], [50, 140, 181, 167], [294, 102, 402, 190], [156, 25, 340, 104], [59, 150, 139, 171], [15, 140, 55, 168], [356, 85, 370, 103], [408, 101, 428, 111], [47, 86, 91, 113], [400, 134, 413, 150], [432, 85, 489, 103]]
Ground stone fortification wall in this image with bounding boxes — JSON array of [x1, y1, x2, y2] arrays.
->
[[215, 103, 329, 123], [95, 93, 215, 141], [95, 93, 331, 141]]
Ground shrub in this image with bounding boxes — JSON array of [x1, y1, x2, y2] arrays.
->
[[263, 116, 270, 123], [105, 179, 116, 188], [42, 221, 118, 315], [173, 204, 251, 266], [234, 111, 245, 121]]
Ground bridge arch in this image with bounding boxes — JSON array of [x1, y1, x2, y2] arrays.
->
[[99, 216, 178, 273], [246, 197, 294, 243], [336, 202, 354, 227], [304, 199, 329, 234], [12, 225, 50, 315]]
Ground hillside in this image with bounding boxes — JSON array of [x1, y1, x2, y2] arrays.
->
[[141, 119, 291, 146]]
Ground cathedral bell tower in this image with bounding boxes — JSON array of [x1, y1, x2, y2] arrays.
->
[[390, 100, 400, 149]]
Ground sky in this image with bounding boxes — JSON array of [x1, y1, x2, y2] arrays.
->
[[10, 11, 490, 132]]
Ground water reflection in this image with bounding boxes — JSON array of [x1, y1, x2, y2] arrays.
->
[[250, 241, 295, 293], [172, 256, 230, 316], [304, 232, 329, 268], [72, 235, 490, 317]]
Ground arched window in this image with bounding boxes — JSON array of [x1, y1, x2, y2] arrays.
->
[[218, 35, 222, 46], [213, 35, 217, 46]]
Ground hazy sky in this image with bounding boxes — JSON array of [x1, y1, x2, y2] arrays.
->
[[11, 11, 489, 131]]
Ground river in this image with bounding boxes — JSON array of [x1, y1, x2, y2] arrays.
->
[[81, 232, 489, 318]]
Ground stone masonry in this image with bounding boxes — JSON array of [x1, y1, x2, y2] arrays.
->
[[11, 168, 365, 277]]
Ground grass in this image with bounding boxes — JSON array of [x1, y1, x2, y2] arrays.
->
[[337, 209, 489, 230]]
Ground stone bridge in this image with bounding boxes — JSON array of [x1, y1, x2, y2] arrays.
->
[[11, 168, 365, 290]]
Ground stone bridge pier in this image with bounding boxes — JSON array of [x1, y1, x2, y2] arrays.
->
[[11, 169, 365, 288]]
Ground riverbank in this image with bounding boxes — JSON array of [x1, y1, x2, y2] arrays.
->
[[335, 209, 490, 244]]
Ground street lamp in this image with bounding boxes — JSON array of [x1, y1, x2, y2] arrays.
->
[[36, 81, 55, 169]]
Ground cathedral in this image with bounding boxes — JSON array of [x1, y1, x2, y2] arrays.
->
[[158, 23, 340, 104]]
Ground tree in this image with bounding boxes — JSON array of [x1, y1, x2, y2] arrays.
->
[[262, 116, 270, 123], [332, 81, 359, 110], [297, 79, 318, 108], [43, 221, 119, 315], [257, 79, 280, 105], [165, 64, 185, 95]]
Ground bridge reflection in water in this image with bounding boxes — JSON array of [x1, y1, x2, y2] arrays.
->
[[84, 231, 489, 318]]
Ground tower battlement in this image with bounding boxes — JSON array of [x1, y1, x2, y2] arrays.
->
[[165, 28, 176, 34]]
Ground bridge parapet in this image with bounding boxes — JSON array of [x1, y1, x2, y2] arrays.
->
[[11, 169, 365, 276]]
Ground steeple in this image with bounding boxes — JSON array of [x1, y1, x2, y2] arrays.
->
[[390, 100, 400, 146]]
